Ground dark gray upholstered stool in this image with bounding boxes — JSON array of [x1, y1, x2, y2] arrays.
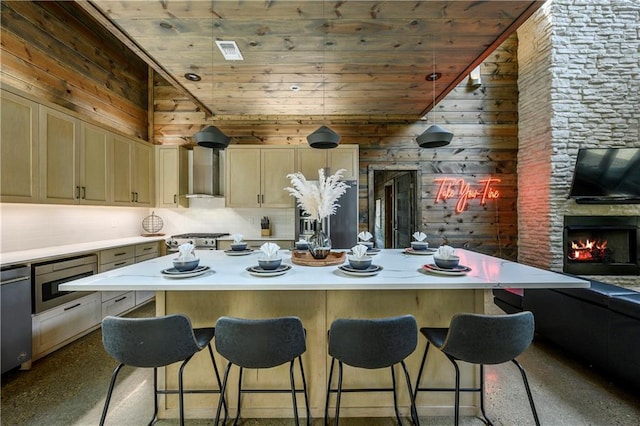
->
[[325, 314, 418, 426], [214, 316, 310, 426], [100, 314, 227, 426], [413, 311, 539, 426]]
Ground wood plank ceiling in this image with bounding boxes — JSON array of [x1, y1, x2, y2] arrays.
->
[[81, 0, 544, 119]]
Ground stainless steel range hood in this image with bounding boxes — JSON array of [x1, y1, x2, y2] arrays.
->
[[185, 145, 225, 198]]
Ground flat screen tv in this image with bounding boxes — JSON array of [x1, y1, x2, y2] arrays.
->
[[568, 147, 640, 204]]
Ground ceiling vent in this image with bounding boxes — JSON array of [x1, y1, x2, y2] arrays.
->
[[216, 40, 243, 60]]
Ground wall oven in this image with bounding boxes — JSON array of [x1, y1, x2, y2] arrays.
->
[[32, 254, 97, 314]]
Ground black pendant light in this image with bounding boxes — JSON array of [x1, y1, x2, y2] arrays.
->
[[307, 125, 341, 149], [194, 125, 231, 149], [416, 41, 453, 148], [416, 124, 453, 148], [307, 2, 340, 149]]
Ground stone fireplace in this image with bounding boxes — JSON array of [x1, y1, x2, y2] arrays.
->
[[516, 1, 640, 290], [563, 216, 639, 276]]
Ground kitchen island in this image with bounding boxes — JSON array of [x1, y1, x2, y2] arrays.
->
[[61, 249, 588, 421]]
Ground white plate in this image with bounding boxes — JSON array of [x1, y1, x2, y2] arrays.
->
[[224, 249, 254, 256], [404, 247, 437, 255], [338, 264, 383, 277], [246, 264, 292, 277], [161, 266, 211, 278], [421, 264, 471, 276], [347, 249, 380, 256]]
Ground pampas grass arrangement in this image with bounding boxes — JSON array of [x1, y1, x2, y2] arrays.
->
[[285, 169, 350, 222]]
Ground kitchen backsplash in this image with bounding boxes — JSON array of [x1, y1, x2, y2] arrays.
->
[[0, 200, 295, 253], [0, 204, 147, 252], [155, 198, 295, 238]]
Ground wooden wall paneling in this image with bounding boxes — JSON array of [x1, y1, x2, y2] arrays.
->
[[1, 1, 148, 140]]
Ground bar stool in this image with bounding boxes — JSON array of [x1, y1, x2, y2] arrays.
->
[[213, 316, 310, 426], [413, 311, 540, 426], [325, 314, 418, 426], [100, 314, 227, 426]]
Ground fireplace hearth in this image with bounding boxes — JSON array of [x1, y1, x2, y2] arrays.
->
[[564, 216, 639, 275]]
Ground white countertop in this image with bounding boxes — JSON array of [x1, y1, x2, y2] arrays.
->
[[60, 248, 589, 291], [0, 236, 167, 266]]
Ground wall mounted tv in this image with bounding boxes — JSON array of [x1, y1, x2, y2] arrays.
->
[[569, 147, 640, 204]]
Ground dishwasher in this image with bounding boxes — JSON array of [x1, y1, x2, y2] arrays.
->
[[1, 264, 32, 373]]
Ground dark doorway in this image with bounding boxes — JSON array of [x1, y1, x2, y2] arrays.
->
[[369, 167, 420, 249]]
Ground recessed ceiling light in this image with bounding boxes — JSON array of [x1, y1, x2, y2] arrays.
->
[[159, 22, 173, 29], [184, 73, 201, 82], [426, 72, 441, 81], [290, 85, 300, 92]]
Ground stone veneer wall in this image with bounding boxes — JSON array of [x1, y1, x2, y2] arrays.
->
[[518, 0, 640, 289]]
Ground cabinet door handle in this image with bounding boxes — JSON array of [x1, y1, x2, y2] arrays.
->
[[82, 186, 86, 199], [174, 194, 177, 203], [114, 296, 127, 303], [114, 261, 127, 267], [131, 192, 135, 202], [64, 303, 81, 311], [114, 252, 127, 257], [76, 186, 80, 199], [261, 194, 264, 204], [135, 192, 139, 202], [257, 194, 260, 203]]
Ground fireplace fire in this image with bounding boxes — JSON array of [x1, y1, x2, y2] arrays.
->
[[568, 239, 608, 262], [564, 216, 639, 276]]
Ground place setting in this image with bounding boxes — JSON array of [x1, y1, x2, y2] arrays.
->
[[421, 245, 472, 276], [404, 232, 437, 255], [224, 234, 254, 256], [246, 242, 292, 277], [338, 244, 383, 277], [349, 231, 381, 255], [161, 243, 212, 278]]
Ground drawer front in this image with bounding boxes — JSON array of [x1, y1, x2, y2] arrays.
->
[[135, 242, 159, 257], [135, 253, 157, 263], [99, 257, 135, 273], [102, 290, 129, 302], [101, 291, 135, 318], [100, 246, 135, 264]]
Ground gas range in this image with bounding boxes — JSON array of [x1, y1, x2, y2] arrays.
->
[[166, 233, 230, 252]]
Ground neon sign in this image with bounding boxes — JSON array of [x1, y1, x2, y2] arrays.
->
[[433, 177, 501, 214]]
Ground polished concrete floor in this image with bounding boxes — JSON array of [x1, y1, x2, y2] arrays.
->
[[2, 292, 640, 425]]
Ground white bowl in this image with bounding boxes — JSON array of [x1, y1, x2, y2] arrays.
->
[[172, 257, 200, 272], [347, 255, 373, 270], [258, 258, 282, 270], [433, 255, 460, 269], [230, 242, 248, 251], [411, 241, 429, 251]]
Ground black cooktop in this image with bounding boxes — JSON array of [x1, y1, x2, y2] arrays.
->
[[171, 233, 229, 238]]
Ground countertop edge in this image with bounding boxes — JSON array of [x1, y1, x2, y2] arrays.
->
[[1, 236, 167, 266]]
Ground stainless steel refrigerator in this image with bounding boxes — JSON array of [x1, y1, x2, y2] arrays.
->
[[295, 180, 358, 249]]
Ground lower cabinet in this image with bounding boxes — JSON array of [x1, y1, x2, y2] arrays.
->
[[101, 291, 136, 317], [31, 292, 102, 361], [31, 241, 161, 361]]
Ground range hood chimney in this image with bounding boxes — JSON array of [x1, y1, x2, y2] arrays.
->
[[185, 146, 225, 198]]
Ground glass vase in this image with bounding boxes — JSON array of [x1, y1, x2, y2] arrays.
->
[[308, 219, 332, 259]]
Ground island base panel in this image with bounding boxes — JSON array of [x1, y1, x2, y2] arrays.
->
[[155, 289, 483, 419]]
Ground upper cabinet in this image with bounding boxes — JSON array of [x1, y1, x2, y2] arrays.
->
[[111, 135, 154, 207], [226, 146, 295, 208], [156, 145, 188, 208], [296, 145, 359, 181], [0, 91, 39, 203], [40, 106, 109, 205], [38, 106, 106, 205]]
